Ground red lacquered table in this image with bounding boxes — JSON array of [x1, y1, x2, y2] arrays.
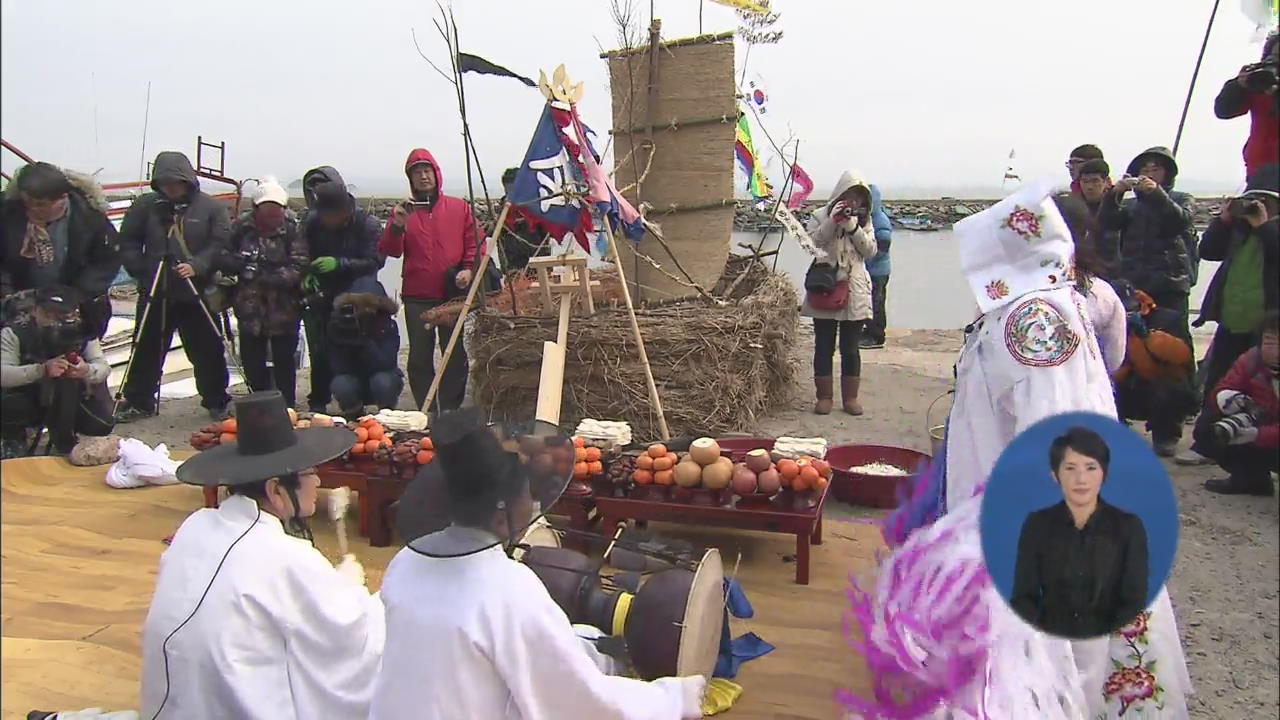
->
[[592, 487, 828, 585]]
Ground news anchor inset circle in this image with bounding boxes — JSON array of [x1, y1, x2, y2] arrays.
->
[[979, 412, 1179, 640]]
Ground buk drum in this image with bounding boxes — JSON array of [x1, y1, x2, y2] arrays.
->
[[521, 545, 725, 681]]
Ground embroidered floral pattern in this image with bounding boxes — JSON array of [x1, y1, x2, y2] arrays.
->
[[1100, 611, 1166, 716], [1003, 298, 1080, 367], [985, 279, 1010, 300], [1073, 293, 1099, 359], [1001, 205, 1044, 240]]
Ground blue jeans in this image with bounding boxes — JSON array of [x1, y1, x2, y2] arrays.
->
[[330, 371, 404, 414]]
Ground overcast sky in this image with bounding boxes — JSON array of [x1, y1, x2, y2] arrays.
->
[[1, 0, 1270, 198]]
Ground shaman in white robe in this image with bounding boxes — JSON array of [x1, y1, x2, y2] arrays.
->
[[937, 286, 1192, 718], [856, 179, 1191, 719], [139, 495, 385, 719], [369, 529, 701, 720]]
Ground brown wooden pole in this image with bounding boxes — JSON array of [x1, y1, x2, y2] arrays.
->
[[603, 220, 670, 441], [420, 202, 512, 417]]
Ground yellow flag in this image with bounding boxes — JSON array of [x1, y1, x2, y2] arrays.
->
[[708, 0, 770, 14]]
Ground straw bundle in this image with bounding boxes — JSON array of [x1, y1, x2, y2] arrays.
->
[[471, 257, 799, 442]]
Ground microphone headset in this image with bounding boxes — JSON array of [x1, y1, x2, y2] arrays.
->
[[148, 506, 259, 720]]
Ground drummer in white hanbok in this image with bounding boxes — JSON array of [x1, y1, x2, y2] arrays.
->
[[139, 391, 385, 720], [370, 407, 706, 720], [843, 179, 1191, 719]]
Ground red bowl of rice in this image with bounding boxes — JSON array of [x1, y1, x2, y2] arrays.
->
[[824, 444, 932, 509]]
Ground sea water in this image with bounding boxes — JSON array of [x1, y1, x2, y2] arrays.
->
[[375, 230, 1219, 339]]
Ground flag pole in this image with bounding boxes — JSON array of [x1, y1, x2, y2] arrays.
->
[[419, 201, 512, 417], [602, 218, 670, 441]]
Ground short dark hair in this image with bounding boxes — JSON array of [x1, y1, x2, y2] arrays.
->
[[1049, 427, 1111, 478], [1069, 144, 1104, 161], [1051, 194, 1109, 279], [14, 162, 72, 200], [227, 472, 301, 502], [1078, 159, 1111, 179], [502, 167, 519, 186], [1261, 310, 1280, 338]]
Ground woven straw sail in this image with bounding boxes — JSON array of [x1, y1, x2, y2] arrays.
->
[[604, 33, 737, 302]]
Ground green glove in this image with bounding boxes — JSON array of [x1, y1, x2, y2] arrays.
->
[[302, 274, 321, 293], [311, 256, 339, 274]]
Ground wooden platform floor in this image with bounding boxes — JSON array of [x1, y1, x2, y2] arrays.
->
[[1, 457, 878, 719]]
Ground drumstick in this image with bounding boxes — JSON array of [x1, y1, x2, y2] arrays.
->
[[602, 521, 627, 564], [328, 486, 352, 558]]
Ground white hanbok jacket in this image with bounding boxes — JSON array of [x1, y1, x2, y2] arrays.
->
[[140, 495, 385, 719], [370, 534, 699, 720]]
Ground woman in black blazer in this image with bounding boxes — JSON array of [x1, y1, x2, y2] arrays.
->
[[1011, 427, 1149, 639]]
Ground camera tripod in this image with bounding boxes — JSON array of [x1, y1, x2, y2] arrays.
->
[[112, 255, 246, 419]]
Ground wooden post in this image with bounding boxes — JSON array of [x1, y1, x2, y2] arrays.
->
[[534, 295, 573, 426], [420, 202, 512, 417], [603, 220, 670, 441]]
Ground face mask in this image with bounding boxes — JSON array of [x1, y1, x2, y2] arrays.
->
[[254, 204, 287, 235]]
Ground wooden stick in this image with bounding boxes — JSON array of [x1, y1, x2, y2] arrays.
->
[[420, 202, 513, 417], [603, 219, 670, 441], [534, 294, 574, 426]]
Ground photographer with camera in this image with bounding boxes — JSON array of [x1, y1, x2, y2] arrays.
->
[[1, 286, 113, 458], [1178, 187, 1279, 466], [326, 277, 405, 420], [378, 148, 481, 412], [222, 180, 309, 409], [1190, 311, 1279, 496], [116, 151, 233, 423], [1215, 31, 1279, 190], [298, 166, 384, 414], [1099, 147, 1199, 456]]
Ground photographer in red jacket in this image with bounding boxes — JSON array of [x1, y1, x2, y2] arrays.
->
[[1192, 311, 1279, 497], [1215, 31, 1279, 190], [378, 149, 482, 412]]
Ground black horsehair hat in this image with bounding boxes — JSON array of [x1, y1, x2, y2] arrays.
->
[[395, 407, 574, 555], [176, 391, 354, 487]]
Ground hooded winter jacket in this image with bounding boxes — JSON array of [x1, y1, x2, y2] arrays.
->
[[118, 151, 232, 302], [1097, 147, 1198, 297], [300, 166, 384, 300], [801, 169, 878, 322], [1, 168, 121, 301], [863, 184, 893, 277], [377, 149, 482, 301], [328, 277, 401, 378]]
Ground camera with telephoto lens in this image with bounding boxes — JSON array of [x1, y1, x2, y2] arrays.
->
[[1212, 411, 1258, 445]]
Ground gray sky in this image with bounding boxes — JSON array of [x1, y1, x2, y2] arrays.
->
[[1, 0, 1269, 198]]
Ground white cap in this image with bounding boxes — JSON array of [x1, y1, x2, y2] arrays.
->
[[955, 176, 1075, 316], [253, 179, 289, 207]]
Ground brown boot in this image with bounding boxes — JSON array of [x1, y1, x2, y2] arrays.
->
[[813, 376, 834, 415], [841, 376, 864, 416]]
